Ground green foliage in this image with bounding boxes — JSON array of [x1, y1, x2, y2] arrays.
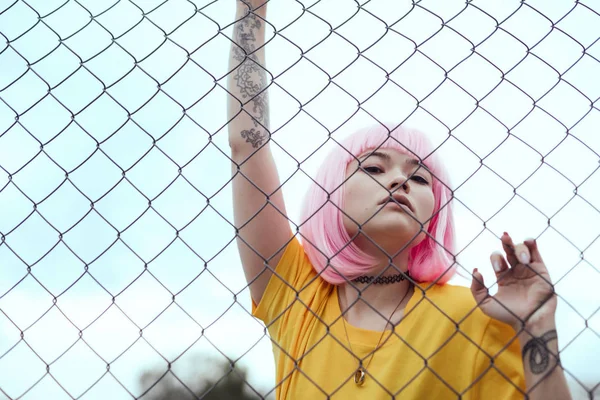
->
[[140, 357, 265, 400]]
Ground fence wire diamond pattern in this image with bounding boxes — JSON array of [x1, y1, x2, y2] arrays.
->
[[0, 0, 599, 399]]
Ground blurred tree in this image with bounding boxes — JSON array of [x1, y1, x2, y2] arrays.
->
[[139, 357, 264, 400]]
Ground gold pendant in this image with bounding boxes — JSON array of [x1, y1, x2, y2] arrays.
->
[[354, 367, 366, 386]]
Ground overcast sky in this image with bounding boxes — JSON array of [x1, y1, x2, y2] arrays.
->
[[0, 0, 599, 399]]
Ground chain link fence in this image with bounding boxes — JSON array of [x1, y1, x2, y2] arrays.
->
[[0, 0, 599, 399]]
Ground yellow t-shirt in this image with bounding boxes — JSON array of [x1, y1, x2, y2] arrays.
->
[[252, 235, 526, 399]]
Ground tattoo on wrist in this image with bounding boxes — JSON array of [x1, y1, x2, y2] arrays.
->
[[521, 329, 560, 375], [233, 13, 270, 148]]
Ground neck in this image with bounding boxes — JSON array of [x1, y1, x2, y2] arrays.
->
[[338, 256, 414, 332]]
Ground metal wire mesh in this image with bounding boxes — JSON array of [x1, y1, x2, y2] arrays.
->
[[0, 0, 599, 399]]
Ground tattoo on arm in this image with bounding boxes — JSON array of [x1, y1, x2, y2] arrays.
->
[[521, 330, 560, 375], [233, 12, 270, 148], [240, 128, 267, 149]]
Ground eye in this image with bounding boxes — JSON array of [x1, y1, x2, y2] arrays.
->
[[363, 166, 383, 174], [411, 175, 429, 184]]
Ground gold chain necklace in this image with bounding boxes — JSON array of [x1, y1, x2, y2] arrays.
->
[[341, 284, 412, 386]]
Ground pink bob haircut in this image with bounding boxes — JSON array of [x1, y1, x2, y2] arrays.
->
[[298, 123, 456, 285]]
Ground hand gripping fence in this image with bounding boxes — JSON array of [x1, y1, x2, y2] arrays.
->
[[0, 0, 599, 399]]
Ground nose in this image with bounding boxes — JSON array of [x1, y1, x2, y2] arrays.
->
[[389, 172, 410, 193]]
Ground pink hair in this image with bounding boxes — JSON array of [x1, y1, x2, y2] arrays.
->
[[298, 123, 456, 285]]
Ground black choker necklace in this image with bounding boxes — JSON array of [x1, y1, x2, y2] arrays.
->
[[352, 271, 410, 284]]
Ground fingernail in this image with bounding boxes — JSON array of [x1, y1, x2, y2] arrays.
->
[[473, 268, 478, 275], [519, 252, 528, 264], [492, 260, 501, 272]]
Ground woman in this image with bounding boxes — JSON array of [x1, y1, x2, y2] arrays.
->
[[226, 1, 572, 399]]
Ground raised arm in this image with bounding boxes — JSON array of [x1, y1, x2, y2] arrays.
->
[[228, 1, 292, 306]]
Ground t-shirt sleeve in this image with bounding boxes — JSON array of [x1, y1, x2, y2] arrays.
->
[[251, 232, 319, 334], [472, 317, 526, 399]]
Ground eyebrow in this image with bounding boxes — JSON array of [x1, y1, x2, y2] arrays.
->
[[359, 151, 421, 167]]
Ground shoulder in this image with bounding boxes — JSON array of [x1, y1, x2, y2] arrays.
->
[[409, 281, 493, 332], [413, 282, 478, 314], [252, 234, 326, 320], [413, 282, 520, 345]]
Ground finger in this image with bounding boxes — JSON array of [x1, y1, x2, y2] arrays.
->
[[524, 237, 544, 264], [513, 243, 531, 265], [470, 268, 488, 304], [501, 232, 519, 267], [490, 251, 509, 275]]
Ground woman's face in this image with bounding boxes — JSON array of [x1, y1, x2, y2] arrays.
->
[[342, 147, 436, 257]]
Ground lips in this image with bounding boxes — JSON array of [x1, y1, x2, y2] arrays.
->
[[381, 193, 414, 212]]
